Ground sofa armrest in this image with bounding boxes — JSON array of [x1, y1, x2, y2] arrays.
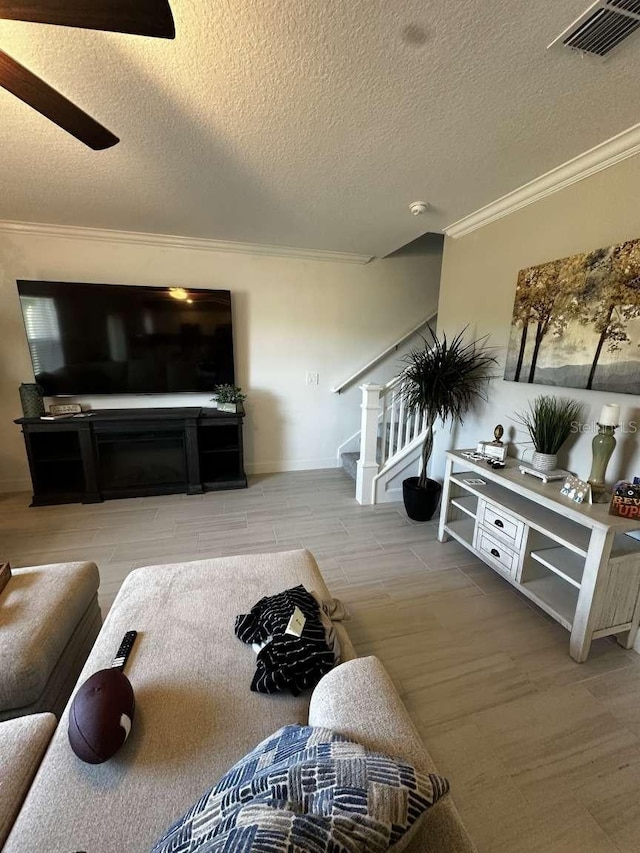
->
[[308, 656, 478, 853], [309, 656, 431, 769], [0, 713, 56, 848]]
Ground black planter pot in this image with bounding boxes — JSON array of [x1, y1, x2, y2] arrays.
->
[[402, 477, 442, 522]]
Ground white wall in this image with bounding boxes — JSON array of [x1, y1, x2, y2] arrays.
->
[[0, 228, 442, 491], [434, 152, 640, 485]]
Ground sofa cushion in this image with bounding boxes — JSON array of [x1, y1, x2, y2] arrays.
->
[[151, 724, 449, 853], [0, 713, 56, 848], [0, 562, 100, 711], [4, 550, 356, 853]]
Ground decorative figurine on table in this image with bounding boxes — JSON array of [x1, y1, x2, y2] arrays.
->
[[588, 403, 620, 503], [561, 475, 592, 505], [476, 424, 507, 462]]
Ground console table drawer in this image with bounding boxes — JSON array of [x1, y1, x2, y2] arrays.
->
[[475, 527, 518, 576], [479, 500, 524, 547]]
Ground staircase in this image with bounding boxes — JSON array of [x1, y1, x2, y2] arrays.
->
[[340, 423, 392, 481], [341, 376, 429, 504], [334, 312, 437, 505], [341, 449, 359, 481]]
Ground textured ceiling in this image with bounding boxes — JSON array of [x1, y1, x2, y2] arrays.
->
[[1, 0, 639, 257]]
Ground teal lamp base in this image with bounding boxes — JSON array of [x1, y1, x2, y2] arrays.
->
[[588, 424, 617, 503]]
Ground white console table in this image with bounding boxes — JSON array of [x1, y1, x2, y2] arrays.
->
[[439, 450, 640, 662]]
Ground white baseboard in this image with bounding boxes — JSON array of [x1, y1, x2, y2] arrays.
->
[[0, 464, 344, 493], [245, 458, 342, 475], [0, 478, 31, 494]]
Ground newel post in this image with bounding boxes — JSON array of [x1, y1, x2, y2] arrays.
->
[[356, 383, 382, 505]]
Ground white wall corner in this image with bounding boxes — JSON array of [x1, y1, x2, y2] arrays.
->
[[444, 123, 640, 239]]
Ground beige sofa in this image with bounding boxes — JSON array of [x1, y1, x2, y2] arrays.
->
[[1, 549, 476, 852], [0, 562, 102, 722]]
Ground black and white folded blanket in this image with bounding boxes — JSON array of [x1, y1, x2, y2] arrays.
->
[[235, 585, 336, 696]]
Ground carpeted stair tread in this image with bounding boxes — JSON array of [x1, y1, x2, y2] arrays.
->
[[341, 451, 359, 481]]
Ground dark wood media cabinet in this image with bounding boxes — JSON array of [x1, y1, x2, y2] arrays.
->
[[15, 407, 247, 506]]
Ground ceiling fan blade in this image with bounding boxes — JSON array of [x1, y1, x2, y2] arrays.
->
[[0, 1, 175, 39], [0, 50, 119, 149]]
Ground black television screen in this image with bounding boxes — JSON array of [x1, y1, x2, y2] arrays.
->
[[17, 280, 235, 396]]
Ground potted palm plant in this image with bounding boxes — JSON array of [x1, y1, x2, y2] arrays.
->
[[400, 328, 497, 521], [514, 395, 583, 472]]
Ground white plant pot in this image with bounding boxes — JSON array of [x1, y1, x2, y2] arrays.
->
[[217, 402, 237, 413], [532, 451, 557, 472]]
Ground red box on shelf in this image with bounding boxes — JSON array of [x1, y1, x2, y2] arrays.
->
[[609, 482, 640, 519]]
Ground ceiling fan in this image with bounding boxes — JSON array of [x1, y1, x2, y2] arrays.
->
[[0, 1, 175, 150]]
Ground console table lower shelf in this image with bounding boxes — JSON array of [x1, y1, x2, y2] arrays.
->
[[438, 450, 640, 662]]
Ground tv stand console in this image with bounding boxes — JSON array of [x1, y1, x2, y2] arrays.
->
[[439, 450, 640, 662], [15, 407, 247, 506]]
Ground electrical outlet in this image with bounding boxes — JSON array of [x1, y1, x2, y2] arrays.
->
[[306, 372, 319, 385]]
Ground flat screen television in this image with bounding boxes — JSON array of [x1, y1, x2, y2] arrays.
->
[[17, 280, 235, 396]]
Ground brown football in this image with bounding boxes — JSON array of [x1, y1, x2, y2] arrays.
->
[[68, 669, 135, 764]]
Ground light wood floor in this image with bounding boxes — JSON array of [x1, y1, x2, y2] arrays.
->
[[3, 469, 640, 852]]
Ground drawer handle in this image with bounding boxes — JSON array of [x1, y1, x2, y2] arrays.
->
[[494, 519, 504, 528], [490, 548, 500, 558]]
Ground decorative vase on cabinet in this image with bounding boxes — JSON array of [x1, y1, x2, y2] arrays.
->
[[19, 383, 45, 418], [532, 451, 557, 473]]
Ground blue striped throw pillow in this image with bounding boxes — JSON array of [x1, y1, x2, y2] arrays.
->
[[151, 725, 449, 853]]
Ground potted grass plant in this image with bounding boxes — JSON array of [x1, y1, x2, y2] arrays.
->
[[514, 395, 583, 472], [400, 328, 497, 521]]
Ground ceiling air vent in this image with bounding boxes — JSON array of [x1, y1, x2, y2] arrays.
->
[[548, 0, 640, 58]]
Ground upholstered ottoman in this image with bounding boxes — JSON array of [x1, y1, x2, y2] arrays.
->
[[0, 562, 102, 722]]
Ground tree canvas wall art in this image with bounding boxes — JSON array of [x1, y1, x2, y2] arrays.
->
[[504, 238, 640, 393]]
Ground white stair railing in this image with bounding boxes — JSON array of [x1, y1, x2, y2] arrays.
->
[[356, 375, 427, 504], [379, 374, 427, 467], [331, 311, 437, 394]]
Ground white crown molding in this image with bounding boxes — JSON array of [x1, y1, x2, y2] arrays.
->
[[0, 219, 373, 265], [444, 122, 640, 239]]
